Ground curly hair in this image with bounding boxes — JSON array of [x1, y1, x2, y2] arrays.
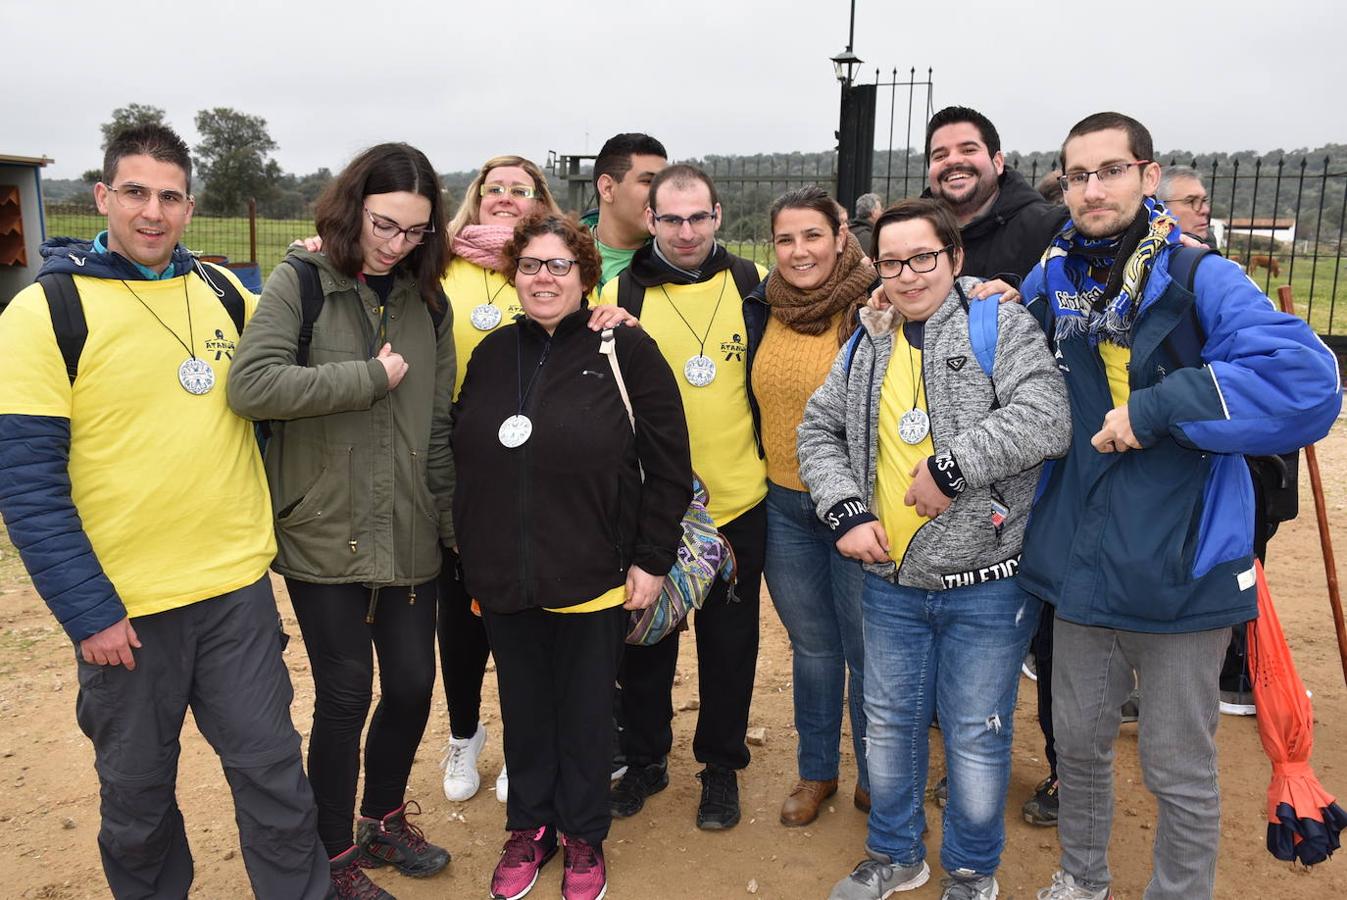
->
[[312, 142, 448, 307], [502, 212, 603, 298]]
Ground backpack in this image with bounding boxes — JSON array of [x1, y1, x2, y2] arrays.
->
[[614, 255, 763, 317], [39, 261, 245, 384], [842, 290, 1000, 380]]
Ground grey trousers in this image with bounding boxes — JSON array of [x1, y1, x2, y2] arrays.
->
[[1051, 617, 1229, 900], [74, 575, 331, 900]]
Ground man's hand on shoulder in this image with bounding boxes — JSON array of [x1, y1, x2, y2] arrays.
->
[[80, 617, 141, 670]]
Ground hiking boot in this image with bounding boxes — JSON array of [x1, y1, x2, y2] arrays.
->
[[828, 850, 930, 898], [932, 775, 949, 808], [1036, 870, 1112, 900], [608, 758, 668, 818], [696, 765, 740, 830], [560, 834, 607, 900], [780, 777, 838, 826], [330, 845, 395, 900], [490, 826, 557, 900], [1022, 776, 1059, 827], [1219, 689, 1257, 716], [854, 784, 871, 813], [357, 801, 450, 878], [942, 868, 998, 899], [441, 724, 487, 802]]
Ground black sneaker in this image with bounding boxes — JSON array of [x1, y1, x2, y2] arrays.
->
[[696, 765, 740, 830], [330, 846, 395, 900], [932, 775, 949, 808], [608, 758, 668, 818], [357, 801, 451, 878], [1022, 776, 1059, 827]]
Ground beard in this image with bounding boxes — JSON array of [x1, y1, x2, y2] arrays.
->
[[934, 166, 998, 216]]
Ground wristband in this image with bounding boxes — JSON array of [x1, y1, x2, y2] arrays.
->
[[928, 451, 966, 498]]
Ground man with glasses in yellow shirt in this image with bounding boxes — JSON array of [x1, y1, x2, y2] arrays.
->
[[0, 124, 328, 899]]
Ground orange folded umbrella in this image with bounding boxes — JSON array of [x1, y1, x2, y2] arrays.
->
[[1246, 560, 1347, 865]]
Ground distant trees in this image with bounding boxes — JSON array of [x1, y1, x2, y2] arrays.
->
[[193, 107, 281, 215], [100, 103, 168, 150]]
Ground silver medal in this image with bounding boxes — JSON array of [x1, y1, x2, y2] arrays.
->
[[470, 303, 503, 331], [178, 357, 215, 395], [898, 408, 930, 444], [498, 414, 533, 448], [684, 354, 717, 387]]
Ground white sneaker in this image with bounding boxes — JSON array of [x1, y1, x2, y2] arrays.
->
[[496, 764, 509, 803], [440, 724, 487, 802]]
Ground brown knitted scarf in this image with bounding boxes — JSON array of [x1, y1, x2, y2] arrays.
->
[[765, 233, 875, 344]]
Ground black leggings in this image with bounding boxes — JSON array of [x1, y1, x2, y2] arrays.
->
[[437, 549, 493, 739], [287, 579, 437, 858]]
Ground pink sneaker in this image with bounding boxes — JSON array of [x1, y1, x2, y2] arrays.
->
[[561, 835, 607, 900], [490, 826, 557, 900]]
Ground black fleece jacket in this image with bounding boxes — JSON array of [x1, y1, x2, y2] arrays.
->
[[926, 169, 1069, 284], [451, 306, 693, 613]]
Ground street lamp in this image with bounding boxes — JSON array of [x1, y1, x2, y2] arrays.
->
[[831, 48, 863, 86]]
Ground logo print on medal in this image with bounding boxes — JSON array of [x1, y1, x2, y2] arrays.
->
[[947, 356, 967, 371]]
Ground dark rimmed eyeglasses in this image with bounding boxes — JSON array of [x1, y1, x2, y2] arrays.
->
[[1161, 194, 1211, 210], [364, 208, 435, 245], [875, 245, 954, 279], [1058, 161, 1153, 193], [516, 256, 577, 277], [652, 211, 716, 229]]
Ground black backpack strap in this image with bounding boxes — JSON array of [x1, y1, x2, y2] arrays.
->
[[429, 287, 448, 334], [615, 269, 645, 318], [282, 257, 325, 366], [195, 262, 246, 337], [728, 256, 762, 299], [38, 273, 87, 385], [1160, 246, 1214, 370], [1167, 245, 1214, 294]]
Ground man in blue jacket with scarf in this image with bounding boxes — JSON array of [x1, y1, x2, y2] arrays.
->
[[1019, 112, 1340, 900]]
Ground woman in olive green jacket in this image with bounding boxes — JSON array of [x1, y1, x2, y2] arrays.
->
[[228, 143, 455, 899]]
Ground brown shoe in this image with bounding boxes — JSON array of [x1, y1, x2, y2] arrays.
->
[[779, 778, 837, 827], [854, 785, 871, 813]]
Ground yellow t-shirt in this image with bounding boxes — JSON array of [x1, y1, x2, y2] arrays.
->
[[0, 269, 276, 618], [873, 327, 936, 566], [545, 584, 626, 614], [601, 266, 769, 526], [1099, 342, 1132, 407], [442, 256, 523, 401]]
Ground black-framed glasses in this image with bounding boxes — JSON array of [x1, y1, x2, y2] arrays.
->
[[364, 208, 434, 245], [516, 256, 577, 277], [875, 245, 954, 279], [1162, 193, 1210, 210], [1058, 161, 1153, 193], [480, 183, 537, 200], [652, 211, 716, 229], [105, 183, 190, 211]]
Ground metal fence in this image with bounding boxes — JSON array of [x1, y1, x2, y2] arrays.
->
[[43, 150, 1347, 336]]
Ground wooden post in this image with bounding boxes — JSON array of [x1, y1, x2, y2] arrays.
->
[[248, 198, 258, 264], [1278, 285, 1347, 688]]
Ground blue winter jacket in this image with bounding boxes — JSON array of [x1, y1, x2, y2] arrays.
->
[[0, 239, 199, 642], [1018, 246, 1341, 633]]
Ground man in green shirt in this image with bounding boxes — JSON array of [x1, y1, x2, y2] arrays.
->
[[588, 133, 668, 291]]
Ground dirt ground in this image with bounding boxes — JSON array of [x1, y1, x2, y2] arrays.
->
[[5, 429, 1347, 900]]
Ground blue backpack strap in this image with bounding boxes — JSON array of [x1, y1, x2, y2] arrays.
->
[[842, 326, 866, 378], [967, 295, 999, 378], [1160, 246, 1214, 369]]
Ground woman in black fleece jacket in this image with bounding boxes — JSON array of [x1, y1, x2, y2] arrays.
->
[[451, 212, 691, 900]]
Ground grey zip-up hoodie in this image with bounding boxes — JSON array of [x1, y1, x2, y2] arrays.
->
[[797, 276, 1069, 590]]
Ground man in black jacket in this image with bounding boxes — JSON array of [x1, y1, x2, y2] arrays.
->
[[924, 106, 1067, 284]]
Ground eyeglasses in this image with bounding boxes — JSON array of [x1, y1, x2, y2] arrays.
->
[[106, 183, 190, 211], [652, 211, 716, 229], [516, 256, 577, 277], [480, 183, 537, 200], [1162, 194, 1210, 211], [1058, 161, 1153, 193], [875, 245, 954, 279], [364, 208, 435, 245]]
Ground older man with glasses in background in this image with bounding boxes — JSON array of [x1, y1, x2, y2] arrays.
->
[[1157, 164, 1216, 250]]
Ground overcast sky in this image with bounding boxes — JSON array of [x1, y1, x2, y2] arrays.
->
[[5, 0, 1343, 181]]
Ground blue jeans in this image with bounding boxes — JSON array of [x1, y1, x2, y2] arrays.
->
[[862, 572, 1040, 876], [763, 482, 867, 789]]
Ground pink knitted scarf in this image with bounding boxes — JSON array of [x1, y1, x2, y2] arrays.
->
[[452, 224, 514, 271]]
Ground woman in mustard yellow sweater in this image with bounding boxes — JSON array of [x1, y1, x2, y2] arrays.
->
[[749, 185, 877, 828]]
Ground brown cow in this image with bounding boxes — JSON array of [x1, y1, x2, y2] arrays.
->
[[1248, 254, 1282, 277]]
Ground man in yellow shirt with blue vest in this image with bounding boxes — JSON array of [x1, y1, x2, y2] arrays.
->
[[0, 124, 329, 899], [601, 164, 767, 831]]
